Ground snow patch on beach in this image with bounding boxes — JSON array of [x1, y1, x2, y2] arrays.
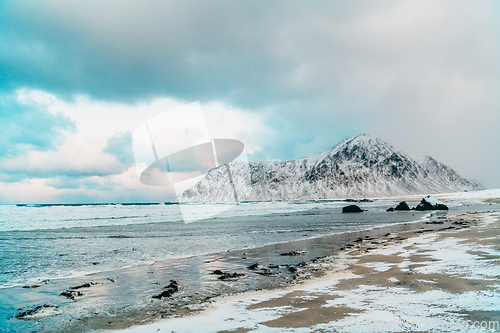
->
[[105, 213, 500, 333], [437, 189, 500, 201]]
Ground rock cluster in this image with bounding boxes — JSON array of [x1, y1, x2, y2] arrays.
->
[[386, 197, 448, 211]]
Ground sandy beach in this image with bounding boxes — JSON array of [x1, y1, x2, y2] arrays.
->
[[100, 210, 500, 332], [109, 211, 499, 333], [3, 197, 499, 333]]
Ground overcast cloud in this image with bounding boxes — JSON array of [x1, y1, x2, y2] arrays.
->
[[0, 0, 499, 203]]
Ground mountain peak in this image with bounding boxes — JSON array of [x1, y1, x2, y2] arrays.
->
[[347, 133, 384, 144], [323, 134, 395, 161], [177, 135, 484, 202], [334, 134, 382, 147]]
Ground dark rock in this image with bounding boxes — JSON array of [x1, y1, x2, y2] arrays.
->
[[288, 266, 298, 273], [217, 272, 245, 281], [416, 200, 434, 211], [345, 199, 357, 202], [394, 201, 410, 211], [15, 304, 59, 319], [247, 263, 261, 270], [359, 199, 374, 202], [453, 221, 468, 225], [342, 205, 364, 213], [59, 282, 96, 300], [386, 207, 394, 212], [210, 270, 224, 275], [71, 283, 91, 290], [60, 290, 83, 300], [152, 280, 179, 299], [415, 196, 448, 211], [257, 269, 277, 276], [22, 284, 41, 289], [280, 250, 305, 256]]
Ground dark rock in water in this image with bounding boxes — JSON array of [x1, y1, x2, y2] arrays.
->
[[210, 270, 224, 275], [415, 196, 448, 211], [60, 290, 83, 300], [217, 272, 245, 281], [288, 266, 298, 273], [22, 284, 41, 289], [247, 263, 261, 270], [434, 203, 449, 210], [16, 304, 59, 319], [386, 207, 394, 212], [152, 280, 179, 299], [256, 269, 277, 276], [71, 283, 91, 290], [59, 282, 94, 300], [345, 198, 373, 203], [209, 269, 245, 280], [416, 200, 434, 211], [280, 250, 306, 256], [342, 205, 364, 213], [394, 201, 410, 211]]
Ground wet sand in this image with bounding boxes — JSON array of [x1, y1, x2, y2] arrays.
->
[[4, 206, 499, 332], [108, 211, 500, 333]]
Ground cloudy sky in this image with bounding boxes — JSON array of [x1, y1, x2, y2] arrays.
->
[[1, 0, 499, 203]]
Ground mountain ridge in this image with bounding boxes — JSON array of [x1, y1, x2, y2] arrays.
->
[[176, 134, 484, 202]]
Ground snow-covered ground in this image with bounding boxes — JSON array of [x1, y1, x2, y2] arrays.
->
[[436, 189, 500, 200], [104, 212, 500, 333]]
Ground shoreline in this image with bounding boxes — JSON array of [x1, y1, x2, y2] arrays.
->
[[107, 210, 500, 332], [3, 203, 498, 332], [0, 212, 428, 292], [88, 210, 493, 331], [0, 202, 431, 290]]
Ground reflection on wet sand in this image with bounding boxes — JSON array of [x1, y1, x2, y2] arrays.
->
[[148, 212, 500, 333]]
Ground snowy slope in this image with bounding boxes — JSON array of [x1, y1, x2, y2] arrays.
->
[[176, 134, 484, 202]]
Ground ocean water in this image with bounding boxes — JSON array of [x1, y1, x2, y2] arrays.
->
[[0, 199, 489, 289]]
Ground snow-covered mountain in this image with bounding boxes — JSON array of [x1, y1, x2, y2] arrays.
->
[[176, 134, 483, 202]]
